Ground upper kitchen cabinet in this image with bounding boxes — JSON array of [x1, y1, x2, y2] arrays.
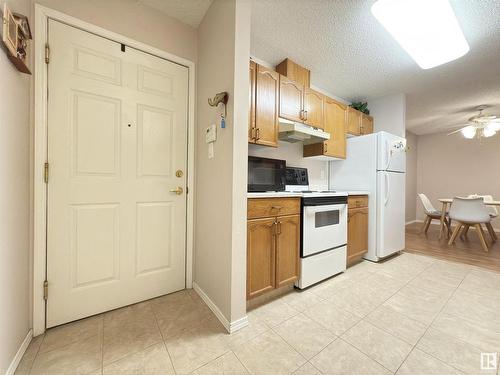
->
[[279, 74, 304, 123], [276, 58, 310, 88], [249, 61, 279, 147], [360, 114, 374, 135], [303, 87, 324, 129], [347, 107, 374, 136], [303, 96, 346, 159], [347, 107, 362, 136]]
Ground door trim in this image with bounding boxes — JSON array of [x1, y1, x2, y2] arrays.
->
[[33, 4, 196, 336]]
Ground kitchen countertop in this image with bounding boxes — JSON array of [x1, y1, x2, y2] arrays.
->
[[247, 191, 369, 198]]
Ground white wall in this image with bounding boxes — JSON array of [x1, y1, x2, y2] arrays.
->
[[36, 0, 198, 63], [0, 0, 32, 372], [369, 93, 406, 137], [416, 132, 500, 230], [405, 131, 418, 223], [194, 0, 249, 327], [249, 143, 329, 190]]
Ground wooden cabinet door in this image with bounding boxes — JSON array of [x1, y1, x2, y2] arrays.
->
[[247, 217, 276, 299], [323, 97, 346, 158], [255, 64, 279, 147], [347, 107, 362, 135], [279, 75, 304, 122], [361, 114, 374, 135], [347, 207, 368, 266], [249, 60, 256, 143], [276, 214, 300, 288], [304, 88, 324, 129]]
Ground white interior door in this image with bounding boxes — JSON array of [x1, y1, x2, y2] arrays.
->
[[47, 20, 189, 327], [376, 171, 406, 258]]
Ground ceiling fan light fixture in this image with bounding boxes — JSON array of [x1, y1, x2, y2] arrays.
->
[[487, 122, 500, 132], [483, 126, 496, 138], [371, 0, 470, 69], [461, 126, 476, 139]]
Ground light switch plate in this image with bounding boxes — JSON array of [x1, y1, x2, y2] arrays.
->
[[206, 124, 217, 143]]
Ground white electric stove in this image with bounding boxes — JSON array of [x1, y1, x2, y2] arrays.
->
[[285, 166, 348, 289]]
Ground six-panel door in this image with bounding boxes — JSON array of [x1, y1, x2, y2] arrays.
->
[[47, 20, 188, 327]]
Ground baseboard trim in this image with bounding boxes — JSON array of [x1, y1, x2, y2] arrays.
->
[[6, 329, 32, 375], [192, 282, 248, 334], [405, 220, 419, 225]]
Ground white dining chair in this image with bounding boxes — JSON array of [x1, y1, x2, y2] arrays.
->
[[464, 194, 498, 242], [418, 193, 451, 234], [448, 197, 492, 252]]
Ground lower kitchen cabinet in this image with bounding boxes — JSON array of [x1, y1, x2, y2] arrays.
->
[[247, 198, 300, 299], [275, 214, 300, 288], [247, 217, 276, 299], [347, 195, 369, 266]]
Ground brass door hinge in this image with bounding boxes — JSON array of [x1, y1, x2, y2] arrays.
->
[[45, 43, 50, 64], [43, 280, 48, 300], [44, 162, 49, 183]]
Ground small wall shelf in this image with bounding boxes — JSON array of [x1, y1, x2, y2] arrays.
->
[[2, 3, 32, 74]]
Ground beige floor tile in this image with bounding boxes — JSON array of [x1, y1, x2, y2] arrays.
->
[[408, 269, 462, 296], [280, 290, 323, 312], [384, 284, 448, 324], [328, 283, 390, 317], [397, 349, 464, 375], [30, 335, 102, 375], [165, 316, 230, 375], [342, 320, 413, 372], [366, 305, 427, 345], [292, 362, 322, 375], [249, 298, 299, 327], [15, 335, 44, 375], [103, 304, 162, 365], [233, 330, 306, 375], [417, 328, 496, 375], [308, 274, 352, 300], [226, 312, 270, 350], [304, 300, 362, 336], [310, 339, 391, 375], [375, 254, 431, 282], [459, 269, 500, 299], [154, 298, 213, 338], [427, 259, 471, 279], [443, 289, 500, 325], [193, 351, 249, 375], [432, 313, 500, 353], [102, 343, 174, 375], [274, 313, 336, 360], [150, 290, 197, 309], [40, 315, 103, 354]]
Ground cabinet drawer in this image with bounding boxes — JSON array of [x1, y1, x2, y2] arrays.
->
[[248, 198, 301, 219], [348, 195, 368, 208]]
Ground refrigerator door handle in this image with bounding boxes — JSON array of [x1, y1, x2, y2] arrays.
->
[[384, 172, 390, 206], [385, 141, 393, 170]]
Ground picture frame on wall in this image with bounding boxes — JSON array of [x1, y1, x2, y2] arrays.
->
[[2, 3, 18, 57]]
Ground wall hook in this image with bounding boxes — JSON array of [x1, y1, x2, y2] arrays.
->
[[208, 92, 228, 117]]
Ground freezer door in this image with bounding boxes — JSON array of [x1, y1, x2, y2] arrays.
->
[[376, 171, 405, 258], [377, 132, 407, 172]]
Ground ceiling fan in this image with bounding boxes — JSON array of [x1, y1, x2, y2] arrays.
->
[[448, 106, 500, 139]]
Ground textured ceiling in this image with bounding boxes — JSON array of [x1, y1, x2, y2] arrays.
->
[[251, 0, 500, 135], [139, 0, 213, 27]]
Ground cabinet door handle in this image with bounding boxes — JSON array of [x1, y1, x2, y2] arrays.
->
[[304, 111, 308, 121], [249, 127, 255, 140], [299, 110, 304, 120], [272, 221, 278, 236], [324, 143, 328, 153], [277, 221, 282, 235], [255, 128, 260, 140]]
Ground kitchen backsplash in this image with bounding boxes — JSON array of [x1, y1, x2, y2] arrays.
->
[[248, 142, 329, 190]]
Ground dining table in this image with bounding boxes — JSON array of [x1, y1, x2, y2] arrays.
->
[[438, 198, 500, 239]]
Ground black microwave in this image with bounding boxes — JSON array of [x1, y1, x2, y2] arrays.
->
[[248, 156, 286, 192]]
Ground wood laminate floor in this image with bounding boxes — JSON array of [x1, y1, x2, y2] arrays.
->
[[405, 222, 500, 272]]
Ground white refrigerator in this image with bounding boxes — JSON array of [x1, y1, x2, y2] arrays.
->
[[330, 131, 406, 261]]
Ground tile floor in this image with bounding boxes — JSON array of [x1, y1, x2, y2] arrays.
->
[[16, 252, 500, 375]]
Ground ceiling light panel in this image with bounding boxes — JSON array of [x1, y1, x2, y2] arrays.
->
[[371, 0, 470, 69]]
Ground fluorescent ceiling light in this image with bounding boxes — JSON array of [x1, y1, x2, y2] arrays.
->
[[461, 126, 476, 139], [371, 0, 470, 69]]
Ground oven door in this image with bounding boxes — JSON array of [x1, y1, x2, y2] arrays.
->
[[302, 203, 347, 257]]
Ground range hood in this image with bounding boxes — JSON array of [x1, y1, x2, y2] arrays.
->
[[278, 118, 330, 144]]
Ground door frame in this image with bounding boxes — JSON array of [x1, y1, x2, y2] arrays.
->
[[33, 4, 196, 336]]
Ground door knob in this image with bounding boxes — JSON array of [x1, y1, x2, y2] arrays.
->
[[170, 187, 183, 195]]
